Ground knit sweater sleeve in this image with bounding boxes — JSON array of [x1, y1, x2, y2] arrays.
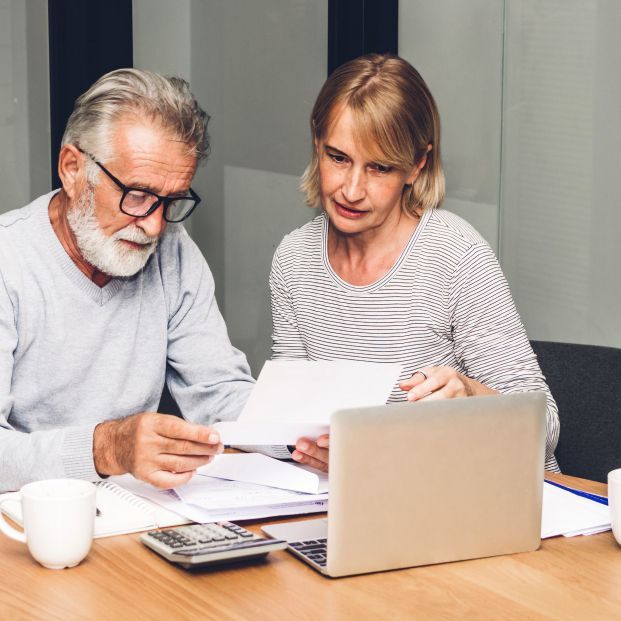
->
[[0, 269, 100, 492], [162, 228, 255, 424]]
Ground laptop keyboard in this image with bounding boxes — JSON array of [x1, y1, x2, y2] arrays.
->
[[289, 538, 327, 567]]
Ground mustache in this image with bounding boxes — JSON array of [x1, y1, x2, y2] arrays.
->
[[113, 225, 159, 245]]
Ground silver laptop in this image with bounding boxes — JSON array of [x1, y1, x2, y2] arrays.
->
[[262, 392, 546, 577]]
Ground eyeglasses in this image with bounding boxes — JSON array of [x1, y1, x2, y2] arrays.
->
[[78, 148, 201, 223]]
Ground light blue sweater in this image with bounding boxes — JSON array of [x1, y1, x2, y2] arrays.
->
[[0, 192, 255, 492]]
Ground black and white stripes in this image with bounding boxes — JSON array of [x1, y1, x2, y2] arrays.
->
[[270, 209, 560, 471]]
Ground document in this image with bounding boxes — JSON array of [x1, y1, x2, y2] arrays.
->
[[0, 479, 190, 538], [114, 473, 328, 524], [214, 422, 329, 446], [541, 481, 611, 538], [175, 475, 327, 510], [214, 360, 402, 444], [197, 453, 329, 494]]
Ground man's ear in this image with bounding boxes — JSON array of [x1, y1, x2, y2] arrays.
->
[[57, 144, 86, 200]]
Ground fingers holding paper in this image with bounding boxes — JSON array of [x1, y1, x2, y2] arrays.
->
[[399, 366, 497, 401], [292, 434, 330, 473], [93, 412, 224, 489]]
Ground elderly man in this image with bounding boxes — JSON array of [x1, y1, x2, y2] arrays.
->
[[0, 69, 254, 492]]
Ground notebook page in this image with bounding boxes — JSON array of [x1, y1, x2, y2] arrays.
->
[[105, 475, 191, 532], [95, 481, 159, 537], [0, 481, 187, 539]]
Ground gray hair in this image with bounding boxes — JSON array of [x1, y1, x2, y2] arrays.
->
[[61, 68, 210, 171]]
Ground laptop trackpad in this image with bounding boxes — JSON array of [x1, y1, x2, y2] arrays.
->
[[262, 518, 328, 543]]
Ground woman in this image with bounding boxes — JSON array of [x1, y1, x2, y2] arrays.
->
[[270, 54, 559, 472]]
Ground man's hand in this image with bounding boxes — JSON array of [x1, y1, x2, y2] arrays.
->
[[291, 434, 330, 473], [93, 413, 223, 488], [399, 366, 497, 401]]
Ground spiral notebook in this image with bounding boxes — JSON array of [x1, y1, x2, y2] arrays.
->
[[0, 480, 191, 538]]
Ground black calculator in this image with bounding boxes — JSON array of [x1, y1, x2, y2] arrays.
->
[[140, 522, 287, 569]]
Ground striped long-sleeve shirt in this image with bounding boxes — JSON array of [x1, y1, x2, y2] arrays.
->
[[270, 209, 560, 471]]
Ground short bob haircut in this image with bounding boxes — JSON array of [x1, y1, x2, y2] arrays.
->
[[301, 54, 445, 215]]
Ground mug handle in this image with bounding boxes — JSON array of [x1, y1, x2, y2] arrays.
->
[[0, 493, 27, 543]]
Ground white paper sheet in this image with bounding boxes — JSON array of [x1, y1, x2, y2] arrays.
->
[[197, 454, 329, 494], [175, 475, 327, 511], [214, 360, 402, 444], [233, 444, 295, 459], [114, 474, 328, 523], [541, 482, 610, 538], [214, 422, 330, 445], [240, 360, 402, 424]]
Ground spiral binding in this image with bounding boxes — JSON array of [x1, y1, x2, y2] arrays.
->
[[95, 480, 156, 517]]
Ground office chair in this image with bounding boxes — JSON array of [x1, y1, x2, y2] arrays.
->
[[530, 340, 621, 483]]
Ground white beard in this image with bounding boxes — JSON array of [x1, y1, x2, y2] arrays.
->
[[67, 186, 159, 278]]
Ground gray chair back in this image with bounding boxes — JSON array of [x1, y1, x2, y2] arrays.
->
[[531, 340, 621, 482]]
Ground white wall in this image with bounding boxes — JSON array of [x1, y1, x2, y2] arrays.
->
[[400, 0, 621, 348], [500, 0, 621, 347], [399, 0, 504, 251], [189, 0, 327, 374], [0, 0, 50, 214], [132, 0, 191, 82], [132, 0, 192, 235], [134, 0, 328, 373]]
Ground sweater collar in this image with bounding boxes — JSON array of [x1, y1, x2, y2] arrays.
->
[[35, 190, 128, 306]]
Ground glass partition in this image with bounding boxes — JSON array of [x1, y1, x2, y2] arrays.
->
[[400, 0, 620, 347], [134, 0, 328, 373], [500, 0, 621, 347], [399, 0, 504, 251], [0, 0, 50, 214]]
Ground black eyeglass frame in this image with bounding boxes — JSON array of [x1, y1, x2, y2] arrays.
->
[[77, 148, 201, 223]]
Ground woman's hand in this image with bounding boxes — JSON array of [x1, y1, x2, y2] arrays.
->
[[399, 367, 497, 401], [291, 434, 330, 472]]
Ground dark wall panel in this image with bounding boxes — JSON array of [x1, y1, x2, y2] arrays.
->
[[48, 0, 133, 187], [328, 0, 398, 75]]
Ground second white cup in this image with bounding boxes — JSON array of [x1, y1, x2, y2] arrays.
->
[[609, 469, 621, 547], [0, 478, 96, 569]]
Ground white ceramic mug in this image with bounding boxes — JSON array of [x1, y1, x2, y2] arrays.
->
[[0, 479, 96, 569], [608, 468, 621, 547]]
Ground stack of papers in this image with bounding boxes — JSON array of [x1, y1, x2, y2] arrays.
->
[[111, 455, 328, 524], [198, 453, 328, 494], [541, 481, 610, 538]]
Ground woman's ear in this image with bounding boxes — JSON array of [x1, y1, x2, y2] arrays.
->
[[57, 144, 87, 200], [406, 144, 432, 185]]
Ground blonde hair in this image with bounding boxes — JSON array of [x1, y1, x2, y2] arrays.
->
[[301, 54, 445, 214]]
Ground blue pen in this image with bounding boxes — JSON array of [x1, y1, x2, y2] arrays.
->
[[545, 479, 608, 506]]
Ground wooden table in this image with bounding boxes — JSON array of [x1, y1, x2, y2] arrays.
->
[[1, 473, 619, 621]]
